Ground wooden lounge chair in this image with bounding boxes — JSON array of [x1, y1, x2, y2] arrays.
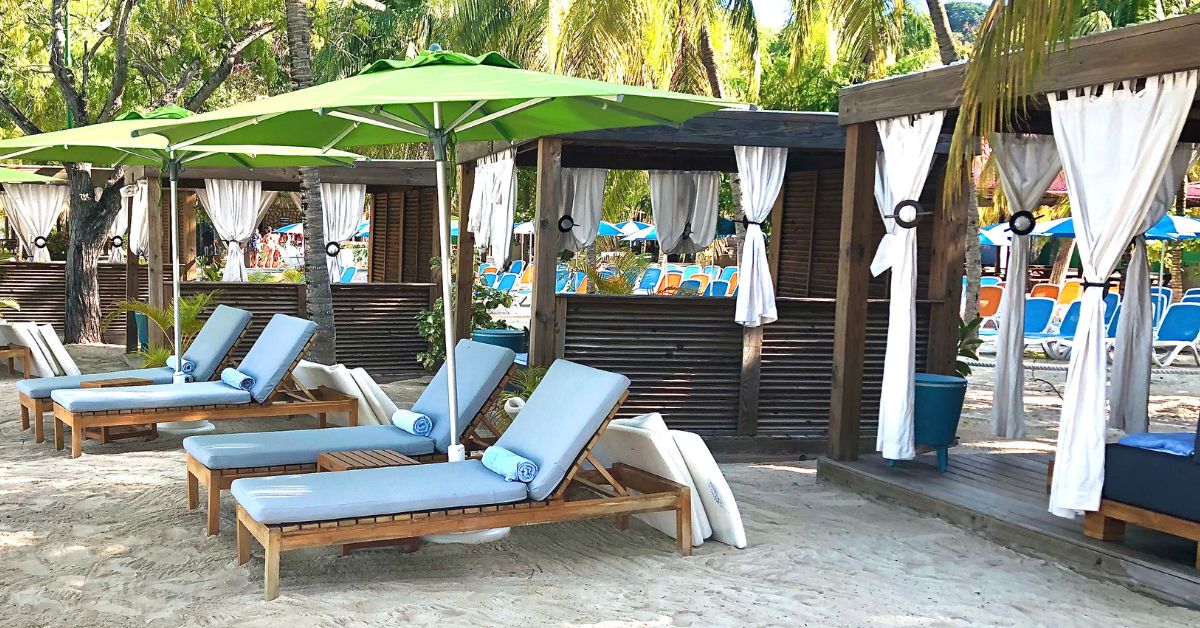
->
[[231, 360, 692, 600], [182, 339, 518, 535], [1083, 431, 1200, 569], [16, 305, 253, 444], [50, 314, 358, 459]]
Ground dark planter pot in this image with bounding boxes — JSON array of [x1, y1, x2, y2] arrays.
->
[[912, 372, 968, 472]]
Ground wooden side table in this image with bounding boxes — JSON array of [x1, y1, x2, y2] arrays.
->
[[316, 449, 419, 472], [80, 377, 158, 443], [316, 449, 422, 556], [0, 344, 32, 378]]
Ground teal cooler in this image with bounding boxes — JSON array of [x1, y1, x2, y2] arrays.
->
[[134, 312, 149, 351], [471, 328, 525, 354], [912, 372, 968, 472]]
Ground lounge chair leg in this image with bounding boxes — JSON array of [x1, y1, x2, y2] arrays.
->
[[236, 519, 252, 566], [53, 418, 63, 451], [20, 404, 29, 432], [614, 515, 630, 531], [70, 425, 83, 459], [317, 412, 326, 429], [264, 529, 281, 601], [1083, 511, 1125, 542], [34, 411, 44, 443], [186, 469, 199, 510], [207, 483, 222, 536], [675, 490, 692, 557]]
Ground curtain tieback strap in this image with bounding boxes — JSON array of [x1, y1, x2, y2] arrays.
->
[[1082, 280, 1112, 295], [740, 217, 764, 228]]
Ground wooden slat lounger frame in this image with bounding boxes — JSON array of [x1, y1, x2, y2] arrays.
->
[[51, 338, 360, 459], [187, 365, 517, 535], [18, 325, 251, 445], [235, 392, 694, 601], [1084, 498, 1200, 569]]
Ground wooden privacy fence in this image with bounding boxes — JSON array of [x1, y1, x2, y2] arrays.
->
[[555, 294, 932, 452], [0, 262, 432, 380]]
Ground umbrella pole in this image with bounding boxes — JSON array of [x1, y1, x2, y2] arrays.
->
[[430, 116, 463, 463], [160, 155, 214, 435]]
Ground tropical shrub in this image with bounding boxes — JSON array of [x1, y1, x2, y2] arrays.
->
[[103, 291, 221, 367]]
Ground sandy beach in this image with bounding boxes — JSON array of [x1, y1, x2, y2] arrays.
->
[[1, 345, 1198, 627]]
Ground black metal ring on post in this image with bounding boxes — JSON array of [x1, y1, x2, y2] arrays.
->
[[1009, 210, 1037, 236], [110, 235, 124, 248], [33, 236, 47, 249], [557, 215, 575, 233], [890, 200, 925, 229], [325, 241, 341, 257]]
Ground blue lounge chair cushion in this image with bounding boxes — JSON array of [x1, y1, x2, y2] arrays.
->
[[181, 305, 253, 381], [183, 425, 436, 469], [494, 360, 629, 501], [16, 367, 174, 400], [236, 314, 317, 403], [414, 339, 516, 452], [231, 460, 528, 524], [52, 381, 251, 413], [1117, 432, 1195, 458]]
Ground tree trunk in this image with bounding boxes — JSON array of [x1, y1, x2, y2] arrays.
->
[[284, 0, 336, 364], [1050, 238, 1075, 284], [925, 0, 960, 66], [63, 165, 123, 343], [962, 181, 981, 324]]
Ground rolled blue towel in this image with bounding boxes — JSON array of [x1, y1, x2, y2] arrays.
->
[[482, 445, 538, 483], [166, 355, 196, 375], [220, 367, 255, 392], [391, 409, 433, 437]]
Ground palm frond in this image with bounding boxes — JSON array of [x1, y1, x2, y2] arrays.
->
[[947, 0, 1083, 196], [0, 297, 18, 311]]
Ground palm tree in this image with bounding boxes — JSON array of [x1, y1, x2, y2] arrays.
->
[[283, 0, 336, 364]]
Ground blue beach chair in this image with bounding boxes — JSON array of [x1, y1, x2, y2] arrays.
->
[[230, 360, 690, 601], [15, 305, 253, 444], [494, 272, 518, 292], [1153, 303, 1200, 366], [634, 268, 662, 294], [183, 340, 517, 534], [50, 315, 356, 459]]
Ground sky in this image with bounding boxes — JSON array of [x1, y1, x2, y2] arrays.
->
[[751, 0, 957, 31]]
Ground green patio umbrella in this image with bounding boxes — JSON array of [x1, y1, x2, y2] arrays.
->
[[0, 106, 360, 431], [0, 167, 62, 184], [137, 48, 745, 459]]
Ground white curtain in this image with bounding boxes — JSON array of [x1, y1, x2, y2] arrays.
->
[[734, 146, 788, 327], [128, 180, 150, 259], [1049, 70, 1197, 519], [109, 185, 136, 264], [196, 179, 277, 281], [468, 148, 517, 267], [989, 134, 1062, 439], [1110, 143, 1199, 434], [871, 112, 945, 461], [559, 168, 608, 253], [1, 183, 68, 262], [649, 171, 719, 255], [321, 183, 367, 282]]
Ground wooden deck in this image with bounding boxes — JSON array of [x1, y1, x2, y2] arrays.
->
[[818, 452, 1200, 608]]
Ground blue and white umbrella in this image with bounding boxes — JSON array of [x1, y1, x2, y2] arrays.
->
[[275, 222, 302, 234], [1034, 215, 1200, 241], [980, 223, 1012, 247], [622, 225, 657, 242]]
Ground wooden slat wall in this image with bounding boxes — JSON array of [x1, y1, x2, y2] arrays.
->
[[758, 299, 931, 439], [401, 188, 436, 282], [0, 262, 147, 344], [0, 262, 431, 380], [329, 283, 431, 377], [559, 295, 743, 435], [774, 168, 937, 299], [368, 191, 404, 283]]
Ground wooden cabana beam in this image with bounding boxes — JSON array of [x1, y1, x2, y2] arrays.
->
[[454, 163, 477, 343], [528, 138, 564, 368], [828, 122, 878, 460], [838, 13, 1200, 126], [925, 163, 966, 375]]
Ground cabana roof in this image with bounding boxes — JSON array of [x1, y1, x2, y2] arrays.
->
[[459, 109, 953, 172], [837, 13, 1200, 143]]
